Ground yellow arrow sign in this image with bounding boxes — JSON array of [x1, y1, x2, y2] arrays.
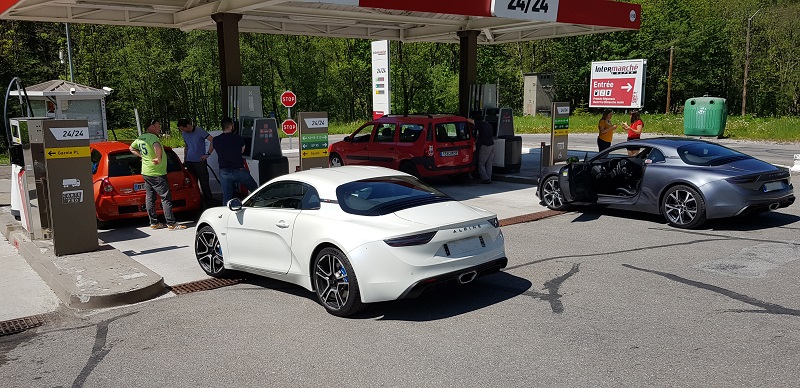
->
[[301, 149, 329, 159], [45, 146, 91, 159]]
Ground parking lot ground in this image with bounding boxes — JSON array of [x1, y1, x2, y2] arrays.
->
[[1, 178, 797, 387]]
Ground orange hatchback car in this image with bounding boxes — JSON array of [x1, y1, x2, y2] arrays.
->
[[328, 114, 475, 179], [91, 141, 202, 226]]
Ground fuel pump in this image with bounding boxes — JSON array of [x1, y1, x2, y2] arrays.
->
[[4, 77, 34, 221]]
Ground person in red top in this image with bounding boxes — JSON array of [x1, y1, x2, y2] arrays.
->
[[621, 110, 644, 156]]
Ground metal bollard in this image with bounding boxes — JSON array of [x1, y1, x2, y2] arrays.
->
[[540, 142, 551, 171]]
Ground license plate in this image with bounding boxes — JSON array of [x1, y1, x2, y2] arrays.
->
[[134, 183, 146, 191], [762, 181, 785, 192], [440, 150, 458, 157], [444, 236, 485, 256]]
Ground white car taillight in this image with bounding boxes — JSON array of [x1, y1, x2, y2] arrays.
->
[[384, 231, 437, 247]]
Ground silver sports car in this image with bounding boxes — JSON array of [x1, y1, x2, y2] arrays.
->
[[536, 137, 795, 228]]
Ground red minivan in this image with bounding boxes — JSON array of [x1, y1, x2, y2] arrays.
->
[[328, 114, 475, 179]]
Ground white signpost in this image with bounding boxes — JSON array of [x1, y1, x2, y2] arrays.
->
[[371, 40, 391, 120]]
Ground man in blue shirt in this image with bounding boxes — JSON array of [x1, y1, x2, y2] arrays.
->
[[214, 117, 258, 205], [178, 118, 215, 207]]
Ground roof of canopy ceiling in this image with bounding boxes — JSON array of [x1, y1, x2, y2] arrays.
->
[[0, 0, 641, 44]]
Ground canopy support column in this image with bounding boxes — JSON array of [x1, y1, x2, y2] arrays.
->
[[457, 30, 479, 118], [212, 13, 242, 119]]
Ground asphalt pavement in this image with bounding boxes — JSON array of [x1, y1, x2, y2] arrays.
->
[[1, 132, 798, 327]]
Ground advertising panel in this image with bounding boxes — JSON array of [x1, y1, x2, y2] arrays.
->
[[589, 59, 646, 109], [371, 40, 391, 120]]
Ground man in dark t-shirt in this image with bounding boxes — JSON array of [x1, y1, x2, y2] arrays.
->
[[214, 117, 258, 205]]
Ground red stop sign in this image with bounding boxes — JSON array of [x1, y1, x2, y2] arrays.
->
[[280, 90, 297, 108], [282, 119, 298, 136]]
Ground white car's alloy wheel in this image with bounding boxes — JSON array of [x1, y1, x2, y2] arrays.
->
[[314, 247, 364, 317], [195, 226, 228, 277]]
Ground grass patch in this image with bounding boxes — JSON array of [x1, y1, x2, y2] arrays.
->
[[511, 113, 799, 142], [105, 114, 799, 143]]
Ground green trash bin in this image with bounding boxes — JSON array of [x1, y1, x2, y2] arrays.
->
[[684, 97, 727, 138]]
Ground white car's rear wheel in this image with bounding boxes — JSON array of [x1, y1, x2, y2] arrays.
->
[[195, 225, 228, 277], [314, 247, 364, 317]]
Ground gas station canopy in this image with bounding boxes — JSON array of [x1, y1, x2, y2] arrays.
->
[[1, 0, 640, 44]]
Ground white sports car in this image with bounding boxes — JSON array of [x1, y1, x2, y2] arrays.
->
[[194, 165, 507, 316]]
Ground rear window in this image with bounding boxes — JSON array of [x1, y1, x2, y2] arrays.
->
[[336, 176, 452, 216], [434, 122, 471, 142], [399, 124, 423, 143], [107, 150, 182, 177], [676, 143, 750, 166]]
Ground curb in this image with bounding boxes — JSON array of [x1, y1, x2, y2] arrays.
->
[[1, 212, 166, 309], [492, 172, 537, 185]]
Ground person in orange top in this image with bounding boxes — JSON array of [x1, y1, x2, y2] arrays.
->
[[597, 109, 617, 152], [622, 110, 644, 156]]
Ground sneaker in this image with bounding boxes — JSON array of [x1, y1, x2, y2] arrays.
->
[[167, 224, 187, 230], [150, 223, 166, 230], [481, 180, 491, 184]]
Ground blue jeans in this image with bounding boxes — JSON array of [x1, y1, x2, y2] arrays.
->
[[143, 174, 176, 225], [219, 168, 259, 205]]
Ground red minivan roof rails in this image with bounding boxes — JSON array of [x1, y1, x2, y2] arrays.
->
[[381, 113, 439, 119]]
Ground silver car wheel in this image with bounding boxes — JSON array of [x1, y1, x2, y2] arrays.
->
[[542, 176, 567, 210], [329, 153, 344, 167], [662, 185, 706, 228], [195, 226, 226, 276], [314, 250, 350, 311]]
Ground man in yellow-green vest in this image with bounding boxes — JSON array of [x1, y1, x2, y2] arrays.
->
[[129, 118, 187, 230]]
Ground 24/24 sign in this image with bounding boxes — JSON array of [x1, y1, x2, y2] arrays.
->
[[491, 0, 559, 21]]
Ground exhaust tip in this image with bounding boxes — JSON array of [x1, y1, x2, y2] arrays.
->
[[458, 270, 478, 284], [769, 202, 780, 211]]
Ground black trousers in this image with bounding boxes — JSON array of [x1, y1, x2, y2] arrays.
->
[[184, 160, 214, 205], [597, 137, 611, 152]]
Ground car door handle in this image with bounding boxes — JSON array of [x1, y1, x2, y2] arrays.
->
[[276, 221, 290, 228]]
